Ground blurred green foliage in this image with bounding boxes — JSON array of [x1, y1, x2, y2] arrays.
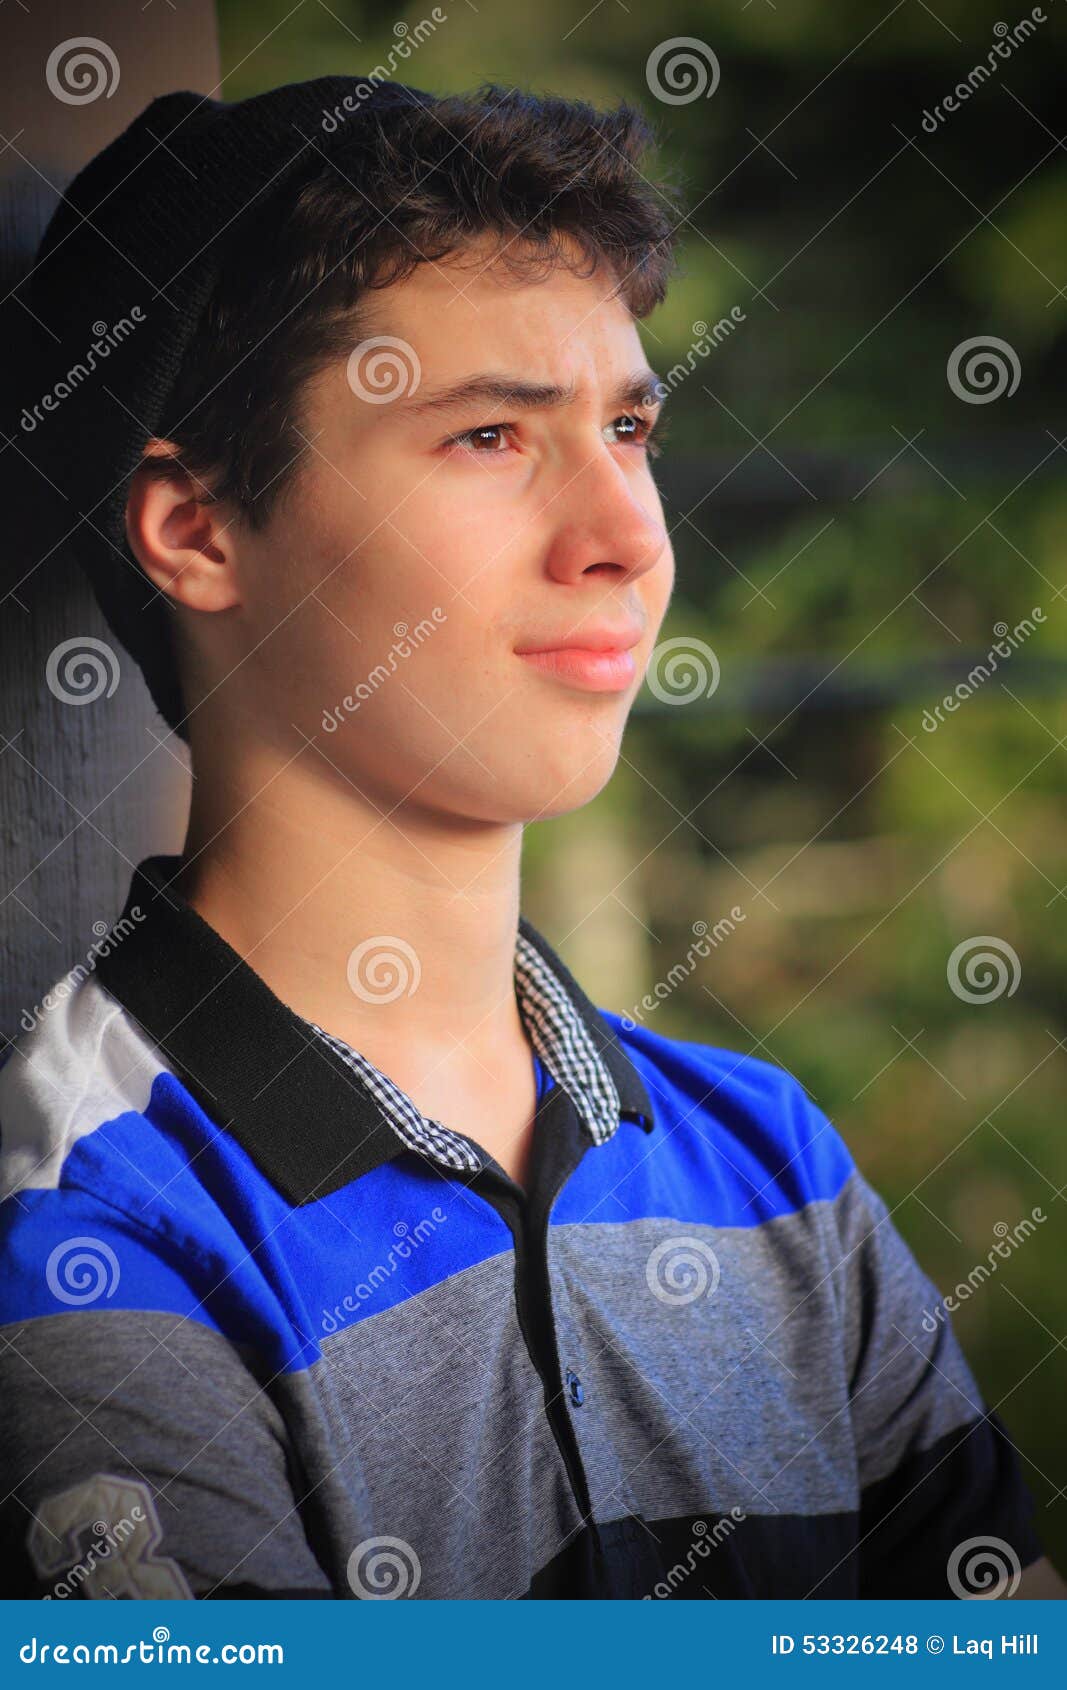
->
[[218, 0, 1067, 1565]]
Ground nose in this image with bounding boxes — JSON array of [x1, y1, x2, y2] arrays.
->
[[541, 445, 670, 587]]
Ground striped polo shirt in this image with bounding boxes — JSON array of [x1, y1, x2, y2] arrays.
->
[[0, 853, 1043, 1600]]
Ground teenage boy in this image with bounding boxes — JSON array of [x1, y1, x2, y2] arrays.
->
[[1, 75, 1061, 1601]]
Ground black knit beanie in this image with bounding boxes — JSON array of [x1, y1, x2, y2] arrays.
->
[[25, 75, 431, 742]]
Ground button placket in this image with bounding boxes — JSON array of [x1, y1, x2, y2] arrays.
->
[[545, 1229, 645, 1522], [545, 1247, 587, 1416]]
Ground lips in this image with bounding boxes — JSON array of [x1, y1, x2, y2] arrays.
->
[[516, 644, 641, 693], [514, 624, 644, 657]]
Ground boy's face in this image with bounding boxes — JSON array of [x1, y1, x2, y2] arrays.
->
[[230, 237, 674, 823]]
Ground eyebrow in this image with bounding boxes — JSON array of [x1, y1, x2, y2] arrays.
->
[[401, 368, 667, 419]]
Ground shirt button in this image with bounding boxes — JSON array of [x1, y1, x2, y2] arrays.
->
[[565, 1368, 585, 1407]]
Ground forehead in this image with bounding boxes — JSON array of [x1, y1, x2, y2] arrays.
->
[[357, 239, 645, 382]]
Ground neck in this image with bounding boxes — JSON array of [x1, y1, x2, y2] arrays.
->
[[173, 738, 529, 1082]]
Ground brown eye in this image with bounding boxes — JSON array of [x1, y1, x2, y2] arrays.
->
[[450, 423, 513, 452], [605, 413, 664, 456]]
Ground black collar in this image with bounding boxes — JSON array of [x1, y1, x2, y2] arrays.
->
[[93, 854, 656, 1206]]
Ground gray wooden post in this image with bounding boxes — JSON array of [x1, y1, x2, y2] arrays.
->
[[0, 2, 218, 1047]]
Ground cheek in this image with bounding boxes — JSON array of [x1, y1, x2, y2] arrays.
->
[[339, 467, 504, 605], [307, 560, 498, 732]]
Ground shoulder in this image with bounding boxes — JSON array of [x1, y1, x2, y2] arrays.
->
[[0, 973, 220, 1322], [598, 1008, 858, 1218], [0, 971, 168, 1204], [0, 973, 304, 1368]]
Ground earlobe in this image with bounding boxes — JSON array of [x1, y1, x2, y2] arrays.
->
[[125, 443, 241, 613]]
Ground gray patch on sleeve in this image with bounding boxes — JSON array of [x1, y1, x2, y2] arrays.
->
[[1, 1310, 332, 1596], [27, 1473, 193, 1599]]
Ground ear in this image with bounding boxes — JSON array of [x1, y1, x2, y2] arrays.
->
[[124, 440, 241, 613]]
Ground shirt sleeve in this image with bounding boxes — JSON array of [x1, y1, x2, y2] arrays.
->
[[0, 1189, 334, 1599], [827, 1164, 1046, 1598]]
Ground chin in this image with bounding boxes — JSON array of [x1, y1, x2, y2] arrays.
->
[[414, 724, 626, 824], [522, 753, 621, 821]]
